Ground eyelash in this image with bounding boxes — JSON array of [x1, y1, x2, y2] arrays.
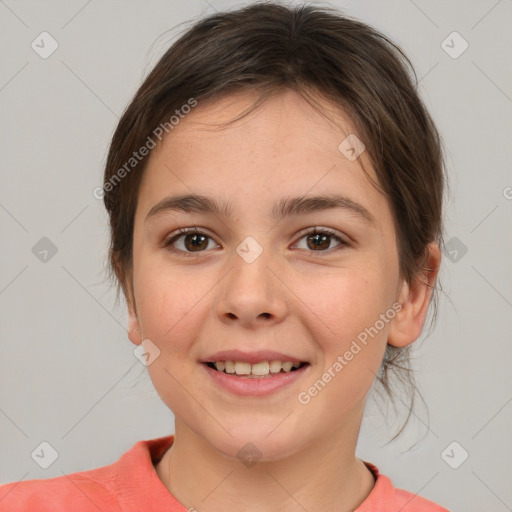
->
[[162, 227, 350, 257]]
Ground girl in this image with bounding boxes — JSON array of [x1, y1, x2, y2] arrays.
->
[[0, 2, 449, 510]]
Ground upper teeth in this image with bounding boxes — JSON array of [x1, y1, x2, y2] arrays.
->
[[213, 361, 301, 376]]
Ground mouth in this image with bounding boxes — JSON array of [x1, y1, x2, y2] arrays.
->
[[202, 359, 310, 396], [203, 360, 310, 379]]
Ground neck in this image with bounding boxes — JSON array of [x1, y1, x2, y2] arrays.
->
[[155, 420, 376, 512]]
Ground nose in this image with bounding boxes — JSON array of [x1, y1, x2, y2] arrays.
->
[[215, 242, 289, 329]]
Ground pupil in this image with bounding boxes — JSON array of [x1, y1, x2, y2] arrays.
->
[[185, 234, 207, 251], [308, 233, 329, 250]]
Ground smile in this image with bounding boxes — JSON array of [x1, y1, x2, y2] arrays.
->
[[206, 360, 307, 378], [202, 361, 310, 396]]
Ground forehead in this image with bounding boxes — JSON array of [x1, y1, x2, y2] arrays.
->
[[137, 88, 385, 221], [155, 88, 361, 158]]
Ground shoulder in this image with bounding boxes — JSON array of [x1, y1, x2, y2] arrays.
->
[[0, 472, 115, 511], [0, 436, 175, 512], [0, 463, 120, 511], [356, 462, 450, 512], [387, 481, 450, 512]]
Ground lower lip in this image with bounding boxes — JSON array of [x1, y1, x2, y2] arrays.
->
[[202, 363, 309, 396]]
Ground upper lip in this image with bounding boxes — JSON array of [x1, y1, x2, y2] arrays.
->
[[202, 349, 307, 364]]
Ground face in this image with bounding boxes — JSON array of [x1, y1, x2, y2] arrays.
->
[[127, 89, 413, 461]]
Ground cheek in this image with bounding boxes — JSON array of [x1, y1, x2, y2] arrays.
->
[[133, 266, 208, 356], [293, 273, 392, 426], [292, 264, 395, 402], [300, 269, 393, 343], [134, 269, 210, 413]]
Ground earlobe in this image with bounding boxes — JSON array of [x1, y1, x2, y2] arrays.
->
[[127, 300, 142, 346], [123, 270, 142, 346], [387, 243, 441, 348]]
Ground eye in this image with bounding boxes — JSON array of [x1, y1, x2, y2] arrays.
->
[[163, 228, 219, 254], [163, 226, 349, 256], [293, 227, 348, 253]]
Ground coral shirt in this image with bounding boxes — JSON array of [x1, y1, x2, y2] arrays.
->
[[0, 435, 448, 511]]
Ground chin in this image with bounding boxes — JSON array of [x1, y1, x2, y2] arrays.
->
[[204, 427, 305, 464]]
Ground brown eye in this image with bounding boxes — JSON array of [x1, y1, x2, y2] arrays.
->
[[164, 229, 218, 254], [294, 228, 347, 253], [183, 233, 209, 251], [306, 232, 331, 251]]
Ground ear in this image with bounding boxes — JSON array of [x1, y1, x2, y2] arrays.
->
[[117, 259, 142, 347], [127, 299, 142, 347], [387, 242, 441, 348], [125, 277, 142, 347]]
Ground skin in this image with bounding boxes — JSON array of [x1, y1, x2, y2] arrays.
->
[[126, 89, 441, 512]]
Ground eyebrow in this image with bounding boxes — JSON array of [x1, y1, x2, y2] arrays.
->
[[145, 193, 376, 226]]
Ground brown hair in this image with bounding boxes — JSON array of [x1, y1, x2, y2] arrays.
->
[[102, 1, 446, 438]]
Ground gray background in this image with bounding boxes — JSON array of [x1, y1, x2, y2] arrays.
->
[[1, 0, 511, 510]]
